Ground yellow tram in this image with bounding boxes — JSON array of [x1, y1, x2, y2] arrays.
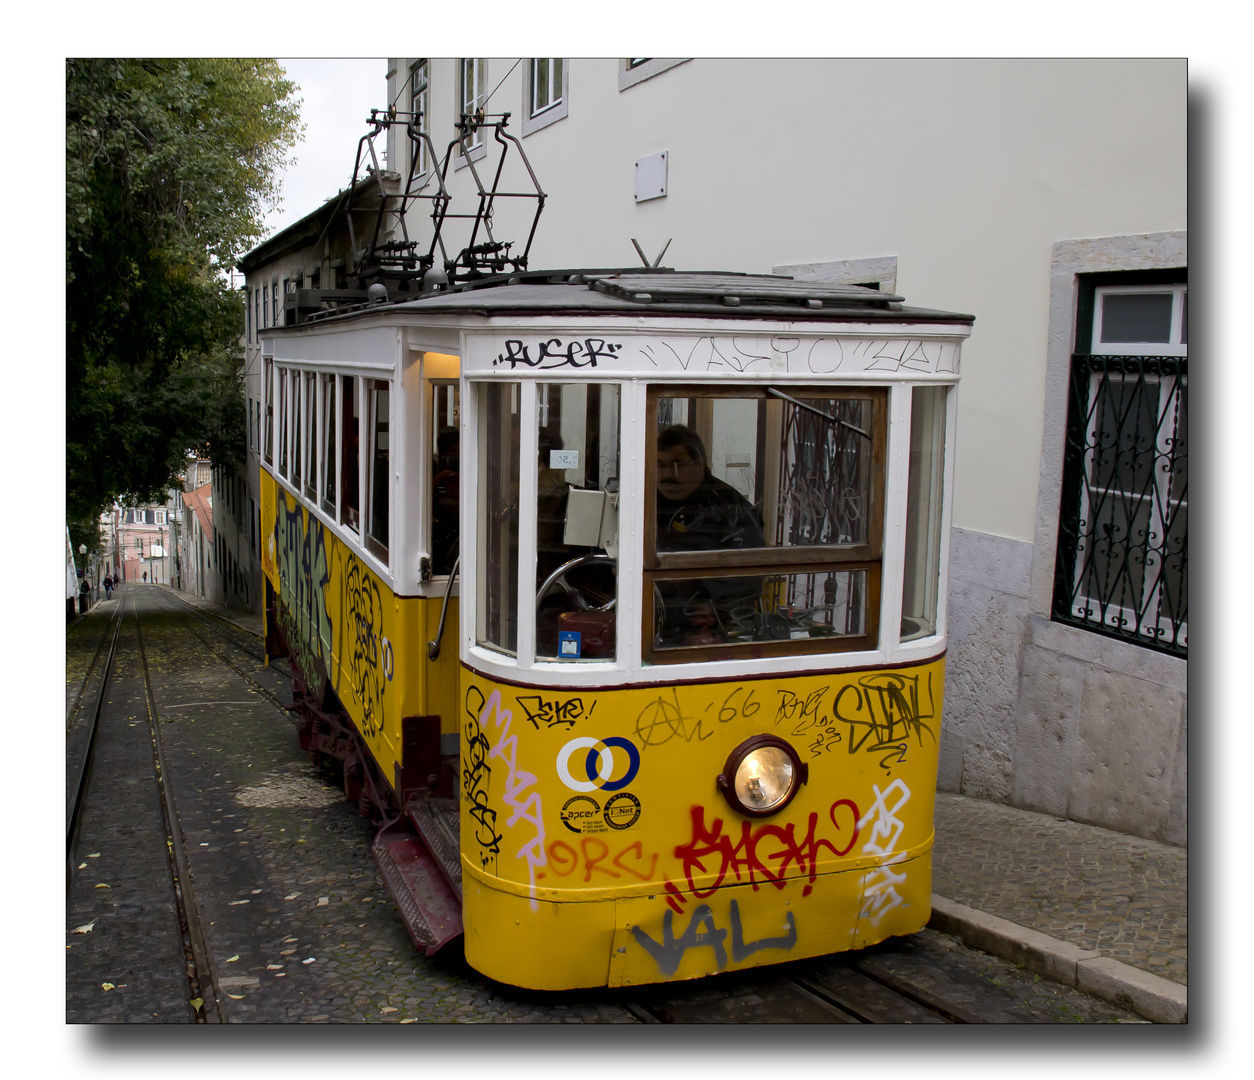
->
[[259, 266, 971, 990]]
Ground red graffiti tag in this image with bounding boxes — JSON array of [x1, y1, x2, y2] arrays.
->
[[669, 800, 860, 904]]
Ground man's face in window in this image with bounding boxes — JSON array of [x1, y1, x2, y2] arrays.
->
[[657, 446, 704, 502]]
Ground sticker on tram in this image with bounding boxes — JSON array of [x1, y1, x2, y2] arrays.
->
[[560, 795, 605, 834], [556, 736, 641, 793], [603, 792, 641, 830]]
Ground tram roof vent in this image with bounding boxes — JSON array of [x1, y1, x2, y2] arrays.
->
[[589, 273, 905, 311]]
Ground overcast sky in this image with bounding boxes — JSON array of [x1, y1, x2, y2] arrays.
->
[[253, 59, 389, 258]]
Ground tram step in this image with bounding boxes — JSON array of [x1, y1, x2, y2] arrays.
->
[[405, 796, 462, 897], [371, 818, 463, 956]]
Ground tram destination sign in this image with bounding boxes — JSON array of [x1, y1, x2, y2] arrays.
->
[[470, 331, 965, 379]]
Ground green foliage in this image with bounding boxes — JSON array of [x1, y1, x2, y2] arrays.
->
[[67, 59, 302, 523]]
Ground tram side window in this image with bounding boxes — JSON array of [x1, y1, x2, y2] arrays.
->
[[431, 382, 460, 575], [341, 375, 360, 532], [278, 367, 289, 476], [534, 382, 621, 661], [292, 369, 303, 489], [901, 386, 948, 641], [263, 359, 274, 465], [365, 379, 390, 558], [644, 387, 885, 662], [476, 382, 520, 653], [320, 373, 338, 516], [304, 373, 318, 502]]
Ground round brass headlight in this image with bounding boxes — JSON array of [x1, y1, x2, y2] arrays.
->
[[716, 735, 808, 818]]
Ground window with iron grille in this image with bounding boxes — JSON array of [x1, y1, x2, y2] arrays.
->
[[1052, 271, 1187, 656]]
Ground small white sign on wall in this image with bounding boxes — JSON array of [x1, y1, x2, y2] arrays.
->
[[635, 151, 668, 202]]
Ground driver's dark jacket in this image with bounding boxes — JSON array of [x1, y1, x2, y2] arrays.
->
[[656, 472, 764, 637]]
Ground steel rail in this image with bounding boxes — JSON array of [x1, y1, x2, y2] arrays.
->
[[133, 596, 223, 1024], [66, 602, 124, 891]]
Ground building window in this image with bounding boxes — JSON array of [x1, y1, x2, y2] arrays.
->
[[409, 59, 430, 176], [254, 287, 260, 340], [272, 282, 280, 329], [245, 287, 252, 343], [522, 59, 569, 137], [618, 58, 688, 92], [155, 510, 166, 526], [1053, 273, 1187, 656], [458, 58, 487, 158]]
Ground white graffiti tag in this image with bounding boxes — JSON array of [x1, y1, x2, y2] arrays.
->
[[483, 691, 547, 910], [856, 779, 911, 927]]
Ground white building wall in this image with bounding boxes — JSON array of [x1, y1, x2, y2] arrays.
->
[[387, 57, 1185, 546], [372, 58, 1189, 841]]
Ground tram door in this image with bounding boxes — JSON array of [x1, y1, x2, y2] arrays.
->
[[423, 353, 462, 732]]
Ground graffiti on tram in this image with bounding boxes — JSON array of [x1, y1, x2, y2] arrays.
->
[[276, 496, 333, 688]]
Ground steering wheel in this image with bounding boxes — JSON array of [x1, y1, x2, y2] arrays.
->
[[536, 554, 617, 613]]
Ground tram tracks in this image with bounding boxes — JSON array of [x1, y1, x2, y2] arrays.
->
[[67, 590, 228, 1023], [621, 953, 985, 1024]]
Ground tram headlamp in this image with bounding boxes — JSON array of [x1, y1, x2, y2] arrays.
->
[[717, 735, 808, 818]]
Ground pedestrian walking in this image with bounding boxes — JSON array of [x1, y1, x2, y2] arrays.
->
[[103, 575, 113, 600], [143, 570, 148, 583]]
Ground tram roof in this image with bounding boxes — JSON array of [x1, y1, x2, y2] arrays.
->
[[285, 271, 975, 328]]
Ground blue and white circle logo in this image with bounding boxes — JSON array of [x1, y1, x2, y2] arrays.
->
[[556, 736, 640, 793]]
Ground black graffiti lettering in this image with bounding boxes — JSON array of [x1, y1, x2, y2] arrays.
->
[[634, 689, 712, 748], [729, 899, 798, 962], [518, 695, 586, 730], [494, 337, 623, 369], [462, 686, 502, 870], [494, 339, 532, 367], [775, 686, 829, 733], [630, 905, 727, 978], [835, 673, 937, 755]]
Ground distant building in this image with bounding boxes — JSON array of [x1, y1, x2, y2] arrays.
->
[[179, 482, 215, 600]]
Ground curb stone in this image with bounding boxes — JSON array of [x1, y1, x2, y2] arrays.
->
[[929, 894, 1187, 1024]]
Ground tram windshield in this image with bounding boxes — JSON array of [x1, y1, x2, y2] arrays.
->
[[645, 387, 885, 662]]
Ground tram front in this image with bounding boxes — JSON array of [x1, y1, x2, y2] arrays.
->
[[453, 272, 972, 990]]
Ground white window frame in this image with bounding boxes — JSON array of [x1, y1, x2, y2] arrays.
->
[[455, 58, 488, 168], [409, 59, 430, 178], [618, 58, 688, 92], [1091, 284, 1187, 357], [522, 59, 568, 137]]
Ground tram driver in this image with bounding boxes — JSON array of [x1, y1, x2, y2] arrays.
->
[[655, 425, 765, 646]]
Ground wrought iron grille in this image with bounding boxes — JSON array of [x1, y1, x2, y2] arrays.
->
[[1052, 354, 1187, 656], [775, 398, 872, 547], [774, 399, 873, 625]]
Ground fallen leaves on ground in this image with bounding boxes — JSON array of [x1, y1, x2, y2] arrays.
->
[[73, 920, 97, 934]]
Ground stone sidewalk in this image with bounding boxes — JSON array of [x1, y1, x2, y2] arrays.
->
[[931, 793, 1186, 986]]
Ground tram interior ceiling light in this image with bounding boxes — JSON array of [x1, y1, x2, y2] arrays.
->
[[717, 735, 808, 818]]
